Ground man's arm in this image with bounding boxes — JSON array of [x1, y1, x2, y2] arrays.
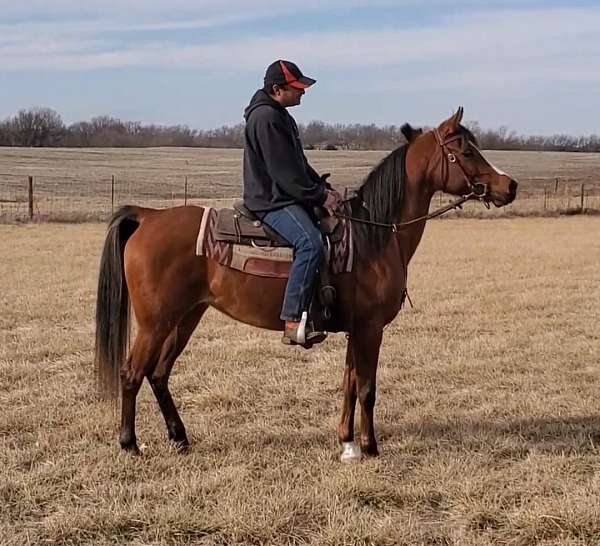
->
[[254, 114, 327, 206]]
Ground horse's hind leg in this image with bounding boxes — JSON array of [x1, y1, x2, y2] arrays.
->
[[120, 327, 170, 453], [147, 303, 208, 451]]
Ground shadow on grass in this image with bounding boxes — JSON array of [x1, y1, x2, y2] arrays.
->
[[378, 414, 600, 454]]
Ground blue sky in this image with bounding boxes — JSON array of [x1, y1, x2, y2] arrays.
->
[[1, 0, 598, 135]]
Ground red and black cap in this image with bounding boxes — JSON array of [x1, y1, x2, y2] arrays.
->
[[264, 60, 316, 90]]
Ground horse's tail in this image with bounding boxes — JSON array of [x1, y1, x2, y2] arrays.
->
[[94, 205, 142, 400]]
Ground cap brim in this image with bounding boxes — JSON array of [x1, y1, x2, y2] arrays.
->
[[288, 76, 316, 89]]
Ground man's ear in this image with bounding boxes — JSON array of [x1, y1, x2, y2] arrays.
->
[[401, 123, 423, 143]]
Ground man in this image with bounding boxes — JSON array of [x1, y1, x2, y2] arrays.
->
[[243, 59, 340, 347]]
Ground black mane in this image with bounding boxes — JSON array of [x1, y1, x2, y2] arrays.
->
[[351, 144, 407, 259], [348, 124, 475, 260], [461, 125, 479, 147]]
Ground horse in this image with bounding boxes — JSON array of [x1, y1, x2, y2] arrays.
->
[[94, 107, 517, 461]]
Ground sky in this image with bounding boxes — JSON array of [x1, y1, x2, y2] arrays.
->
[[0, 0, 598, 135]]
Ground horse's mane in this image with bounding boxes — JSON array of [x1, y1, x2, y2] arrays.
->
[[349, 123, 478, 260], [351, 144, 407, 260]]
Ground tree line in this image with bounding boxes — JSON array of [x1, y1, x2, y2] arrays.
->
[[0, 107, 598, 152]]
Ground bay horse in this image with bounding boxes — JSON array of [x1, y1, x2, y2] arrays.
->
[[95, 107, 517, 461]]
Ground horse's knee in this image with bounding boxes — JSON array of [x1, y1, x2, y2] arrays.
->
[[358, 383, 376, 409]]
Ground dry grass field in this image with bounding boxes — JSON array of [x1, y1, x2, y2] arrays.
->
[[1, 147, 599, 220], [1, 215, 599, 545]]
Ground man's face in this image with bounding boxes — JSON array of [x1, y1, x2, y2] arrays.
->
[[272, 84, 306, 107]]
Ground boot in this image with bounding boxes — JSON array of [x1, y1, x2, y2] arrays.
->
[[282, 312, 327, 348]]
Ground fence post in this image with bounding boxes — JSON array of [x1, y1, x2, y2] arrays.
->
[[184, 176, 188, 205], [543, 187, 547, 211], [111, 175, 115, 213], [581, 183, 585, 212], [554, 178, 559, 193], [28, 176, 34, 219]]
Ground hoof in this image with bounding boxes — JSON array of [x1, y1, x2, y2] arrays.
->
[[361, 443, 379, 458], [120, 441, 141, 455], [172, 438, 190, 454], [340, 441, 362, 463]]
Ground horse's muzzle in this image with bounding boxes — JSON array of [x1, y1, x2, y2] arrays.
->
[[489, 179, 518, 207]]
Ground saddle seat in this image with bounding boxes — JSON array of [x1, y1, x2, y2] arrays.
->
[[214, 201, 342, 247]]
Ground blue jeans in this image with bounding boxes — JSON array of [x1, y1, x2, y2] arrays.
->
[[261, 204, 324, 321]]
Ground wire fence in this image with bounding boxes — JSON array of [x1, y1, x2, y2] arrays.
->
[[1, 173, 599, 222], [0, 173, 234, 222]]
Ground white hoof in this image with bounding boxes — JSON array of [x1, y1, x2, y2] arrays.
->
[[340, 442, 362, 463]]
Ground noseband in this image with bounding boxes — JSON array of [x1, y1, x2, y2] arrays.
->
[[433, 128, 488, 202]]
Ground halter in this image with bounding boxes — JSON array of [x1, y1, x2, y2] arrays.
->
[[335, 128, 489, 231]]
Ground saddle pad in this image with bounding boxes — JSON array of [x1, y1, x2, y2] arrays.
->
[[196, 207, 353, 278]]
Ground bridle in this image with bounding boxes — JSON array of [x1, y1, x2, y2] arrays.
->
[[432, 127, 489, 202], [335, 128, 490, 231]]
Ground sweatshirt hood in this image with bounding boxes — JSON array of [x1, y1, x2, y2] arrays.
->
[[244, 89, 284, 121]]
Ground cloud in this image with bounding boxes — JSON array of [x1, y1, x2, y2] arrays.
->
[[1, 7, 598, 75], [1, 0, 412, 22], [0, 3, 598, 108]]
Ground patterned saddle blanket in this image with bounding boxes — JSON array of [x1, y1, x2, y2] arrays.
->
[[196, 207, 354, 278]]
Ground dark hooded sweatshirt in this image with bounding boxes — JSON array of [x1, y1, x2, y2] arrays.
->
[[243, 89, 328, 212]]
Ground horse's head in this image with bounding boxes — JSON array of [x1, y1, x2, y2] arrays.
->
[[416, 107, 518, 207]]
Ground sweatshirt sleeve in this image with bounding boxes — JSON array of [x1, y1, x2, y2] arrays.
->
[[253, 114, 327, 206]]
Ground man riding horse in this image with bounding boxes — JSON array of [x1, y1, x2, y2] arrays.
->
[[243, 60, 341, 347]]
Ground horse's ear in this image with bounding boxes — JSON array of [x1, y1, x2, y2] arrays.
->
[[454, 106, 464, 125], [401, 123, 423, 143], [439, 106, 464, 136]]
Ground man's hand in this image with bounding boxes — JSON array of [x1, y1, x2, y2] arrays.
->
[[323, 189, 342, 214]]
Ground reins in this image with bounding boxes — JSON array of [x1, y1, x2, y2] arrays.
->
[[335, 127, 488, 232], [335, 191, 477, 231]]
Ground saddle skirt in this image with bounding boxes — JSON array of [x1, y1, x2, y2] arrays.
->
[[196, 206, 354, 278]]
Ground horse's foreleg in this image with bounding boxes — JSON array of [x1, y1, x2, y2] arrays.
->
[[120, 328, 168, 453], [147, 303, 208, 451], [338, 340, 360, 462], [354, 327, 383, 457]]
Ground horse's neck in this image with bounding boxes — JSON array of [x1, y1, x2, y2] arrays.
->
[[396, 181, 432, 266], [388, 158, 433, 269], [365, 147, 434, 292]]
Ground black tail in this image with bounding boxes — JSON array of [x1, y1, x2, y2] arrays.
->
[[94, 206, 140, 400]]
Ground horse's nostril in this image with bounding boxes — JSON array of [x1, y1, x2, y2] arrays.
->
[[509, 180, 518, 193]]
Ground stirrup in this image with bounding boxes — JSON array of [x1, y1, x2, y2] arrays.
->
[[282, 311, 327, 349]]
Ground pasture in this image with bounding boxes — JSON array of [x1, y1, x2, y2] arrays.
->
[[1, 147, 600, 220], [2, 215, 599, 545]]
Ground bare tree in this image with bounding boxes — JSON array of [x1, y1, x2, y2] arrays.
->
[[0, 107, 598, 151], [9, 108, 65, 146]]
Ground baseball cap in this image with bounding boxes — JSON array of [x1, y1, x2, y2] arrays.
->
[[264, 60, 316, 90]]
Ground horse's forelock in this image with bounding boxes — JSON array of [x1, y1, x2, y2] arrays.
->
[[459, 125, 479, 147]]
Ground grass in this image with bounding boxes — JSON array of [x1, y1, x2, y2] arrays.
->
[[1, 216, 599, 545]]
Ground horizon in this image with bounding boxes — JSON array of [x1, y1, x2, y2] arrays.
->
[[1, 1, 598, 136], [3, 106, 600, 139]]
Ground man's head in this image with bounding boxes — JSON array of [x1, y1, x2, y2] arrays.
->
[[263, 60, 316, 108]]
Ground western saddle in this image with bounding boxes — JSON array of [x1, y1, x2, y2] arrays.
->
[[214, 201, 343, 322]]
